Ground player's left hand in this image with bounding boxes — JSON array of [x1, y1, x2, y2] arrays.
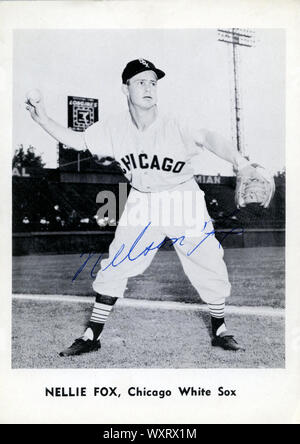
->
[[235, 163, 275, 209]]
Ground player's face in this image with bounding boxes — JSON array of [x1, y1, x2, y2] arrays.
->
[[125, 71, 158, 109]]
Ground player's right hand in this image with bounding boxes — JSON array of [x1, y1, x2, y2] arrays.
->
[[25, 89, 48, 126]]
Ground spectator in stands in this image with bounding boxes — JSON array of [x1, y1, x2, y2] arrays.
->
[[49, 204, 65, 231], [39, 216, 50, 231], [207, 198, 219, 222], [67, 209, 80, 230], [79, 217, 90, 230], [209, 198, 219, 208], [22, 216, 31, 231]]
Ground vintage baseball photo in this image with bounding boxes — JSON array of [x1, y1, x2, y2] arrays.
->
[[12, 28, 285, 369]]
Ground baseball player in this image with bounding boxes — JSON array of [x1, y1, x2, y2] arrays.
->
[[26, 59, 274, 357]]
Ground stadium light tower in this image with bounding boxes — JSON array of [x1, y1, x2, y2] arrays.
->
[[218, 28, 255, 157]]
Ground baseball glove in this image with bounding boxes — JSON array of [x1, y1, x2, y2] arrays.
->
[[235, 163, 275, 208]]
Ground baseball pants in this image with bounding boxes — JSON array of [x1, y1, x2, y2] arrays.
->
[[93, 179, 231, 303]]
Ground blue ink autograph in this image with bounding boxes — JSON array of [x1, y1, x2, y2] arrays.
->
[[72, 210, 244, 282]]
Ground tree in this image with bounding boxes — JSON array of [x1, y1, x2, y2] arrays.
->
[[12, 145, 45, 170], [275, 167, 285, 179]]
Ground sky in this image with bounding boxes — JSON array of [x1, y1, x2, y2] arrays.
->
[[13, 28, 285, 175]]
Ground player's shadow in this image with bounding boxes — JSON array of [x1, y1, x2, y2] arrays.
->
[[200, 310, 213, 339]]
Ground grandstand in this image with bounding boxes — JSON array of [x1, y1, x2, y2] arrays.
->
[[12, 168, 285, 254]]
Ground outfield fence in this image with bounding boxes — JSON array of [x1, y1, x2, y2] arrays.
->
[[13, 228, 285, 255]]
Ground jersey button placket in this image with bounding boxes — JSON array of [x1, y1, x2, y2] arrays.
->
[[143, 169, 150, 191]]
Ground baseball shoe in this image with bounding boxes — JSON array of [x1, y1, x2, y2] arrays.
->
[[59, 337, 101, 357], [212, 335, 245, 351]]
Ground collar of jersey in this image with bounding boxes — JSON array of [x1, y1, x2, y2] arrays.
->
[[127, 109, 160, 133]]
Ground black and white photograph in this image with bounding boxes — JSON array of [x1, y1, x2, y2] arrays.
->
[[1, 0, 300, 427], [11, 27, 285, 369]]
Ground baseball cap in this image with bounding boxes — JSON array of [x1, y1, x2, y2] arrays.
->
[[122, 59, 165, 84]]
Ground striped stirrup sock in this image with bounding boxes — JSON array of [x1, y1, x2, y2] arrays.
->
[[90, 301, 114, 324], [83, 295, 117, 341], [208, 301, 226, 337], [208, 301, 225, 319]]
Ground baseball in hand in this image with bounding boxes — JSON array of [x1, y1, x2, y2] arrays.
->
[[26, 89, 42, 105]]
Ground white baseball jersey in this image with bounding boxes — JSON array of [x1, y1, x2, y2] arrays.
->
[[84, 111, 202, 192], [85, 109, 231, 302]]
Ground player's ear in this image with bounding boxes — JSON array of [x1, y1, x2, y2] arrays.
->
[[122, 84, 129, 97]]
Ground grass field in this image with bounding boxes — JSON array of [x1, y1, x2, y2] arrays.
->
[[12, 247, 285, 307], [12, 299, 284, 369], [12, 247, 285, 369]]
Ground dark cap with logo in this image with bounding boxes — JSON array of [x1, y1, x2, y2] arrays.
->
[[122, 59, 165, 84]]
